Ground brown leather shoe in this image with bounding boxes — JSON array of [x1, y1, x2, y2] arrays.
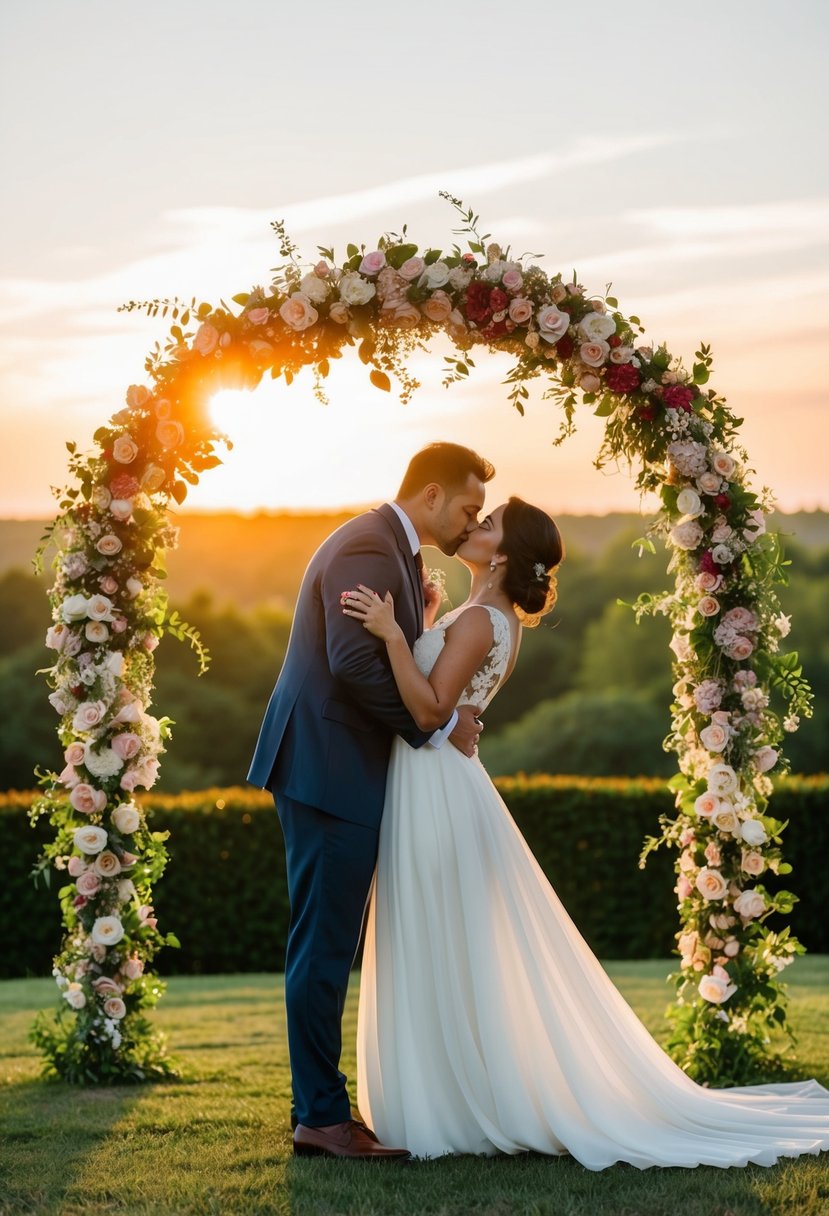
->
[[293, 1119, 410, 1161]]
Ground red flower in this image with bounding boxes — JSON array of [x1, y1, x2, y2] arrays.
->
[[636, 404, 658, 422], [465, 282, 494, 325], [715, 493, 731, 510], [481, 318, 509, 340], [110, 473, 140, 499], [605, 363, 641, 394], [608, 335, 622, 348], [490, 288, 508, 314], [555, 334, 575, 360], [663, 384, 695, 412], [699, 550, 718, 575]]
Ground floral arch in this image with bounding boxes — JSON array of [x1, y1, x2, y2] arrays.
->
[[32, 197, 811, 1085]]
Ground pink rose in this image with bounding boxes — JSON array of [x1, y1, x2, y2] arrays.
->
[[579, 372, 601, 393], [753, 745, 778, 774], [120, 769, 139, 792], [122, 956, 144, 980], [698, 471, 722, 495], [96, 534, 123, 557], [536, 305, 570, 343], [508, 298, 533, 325], [358, 250, 386, 277], [722, 606, 758, 633], [65, 741, 86, 765], [76, 870, 102, 897], [398, 255, 426, 281], [502, 268, 523, 293], [328, 302, 349, 324], [67, 856, 87, 877], [59, 764, 80, 788], [138, 904, 158, 930], [99, 575, 119, 595], [676, 875, 693, 901], [698, 596, 720, 617], [93, 976, 122, 996], [112, 732, 141, 761], [143, 633, 159, 652], [420, 290, 453, 323], [112, 435, 138, 464], [700, 723, 729, 753], [156, 420, 185, 450], [696, 571, 723, 593], [193, 323, 220, 356], [313, 260, 329, 278], [579, 340, 610, 368], [246, 307, 270, 325], [70, 784, 108, 816], [704, 841, 721, 866], [112, 615, 128, 633], [726, 636, 754, 661], [103, 996, 127, 1019], [72, 701, 107, 732], [279, 293, 318, 332]]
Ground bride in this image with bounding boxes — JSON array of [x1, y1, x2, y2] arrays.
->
[[341, 497, 829, 1170]]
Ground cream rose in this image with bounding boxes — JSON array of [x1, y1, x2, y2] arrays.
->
[[698, 471, 722, 495], [676, 488, 703, 517], [420, 291, 453, 323], [708, 763, 739, 795], [94, 850, 122, 878], [419, 261, 450, 290], [695, 867, 728, 901], [536, 305, 570, 344], [579, 340, 610, 368], [156, 419, 185, 450], [609, 345, 634, 364], [61, 594, 90, 623], [85, 621, 109, 644], [753, 746, 778, 774], [298, 272, 330, 304], [91, 915, 125, 946], [279, 292, 319, 332], [733, 889, 766, 920], [712, 804, 740, 835], [700, 723, 729, 753], [63, 982, 87, 1010], [112, 435, 138, 464], [741, 850, 765, 876], [109, 498, 132, 522], [112, 802, 141, 834], [338, 273, 376, 307], [104, 996, 127, 1019], [86, 595, 114, 622], [740, 818, 768, 847], [73, 825, 108, 854], [698, 596, 720, 617], [577, 311, 617, 342]]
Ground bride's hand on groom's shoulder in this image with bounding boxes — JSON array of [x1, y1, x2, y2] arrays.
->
[[341, 585, 402, 644]]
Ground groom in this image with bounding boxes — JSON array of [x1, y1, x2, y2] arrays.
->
[[247, 442, 494, 1160]]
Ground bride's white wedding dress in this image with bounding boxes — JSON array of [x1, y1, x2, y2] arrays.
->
[[356, 605, 829, 1169]]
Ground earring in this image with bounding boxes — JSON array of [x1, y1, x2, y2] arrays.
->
[[487, 558, 497, 590]]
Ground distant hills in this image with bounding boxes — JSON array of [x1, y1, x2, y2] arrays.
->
[[2, 509, 827, 610]]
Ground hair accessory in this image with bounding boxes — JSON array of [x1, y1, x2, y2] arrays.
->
[[533, 562, 547, 581]]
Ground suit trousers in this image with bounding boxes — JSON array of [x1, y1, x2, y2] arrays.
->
[[275, 792, 380, 1127]]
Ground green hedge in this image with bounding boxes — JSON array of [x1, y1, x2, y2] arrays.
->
[[4, 775, 827, 978]]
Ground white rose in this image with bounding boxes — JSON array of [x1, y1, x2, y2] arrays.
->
[[298, 273, 330, 304], [86, 595, 114, 622], [670, 520, 704, 551], [676, 489, 703, 517], [695, 868, 728, 901], [112, 802, 141, 834], [62, 594, 90, 623], [73, 825, 109, 854], [712, 804, 740, 835], [697, 471, 722, 495], [733, 889, 766, 920], [740, 817, 768, 847], [707, 763, 739, 794], [337, 273, 376, 306], [83, 744, 124, 779], [84, 621, 109, 644], [91, 915, 125, 946], [418, 262, 450, 290], [609, 345, 634, 364], [578, 312, 617, 342]]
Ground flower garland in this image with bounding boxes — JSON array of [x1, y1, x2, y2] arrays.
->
[[32, 196, 811, 1084]]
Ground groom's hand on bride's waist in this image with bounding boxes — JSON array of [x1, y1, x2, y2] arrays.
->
[[449, 705, 483, 758]]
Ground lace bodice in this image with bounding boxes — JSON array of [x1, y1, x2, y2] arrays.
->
[[412, 604, 513, 712]]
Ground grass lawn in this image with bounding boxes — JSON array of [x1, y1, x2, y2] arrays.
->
[[2, 959, 829, 1216]]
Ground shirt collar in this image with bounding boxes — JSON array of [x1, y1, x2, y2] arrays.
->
[[389, 501, 420, 556]]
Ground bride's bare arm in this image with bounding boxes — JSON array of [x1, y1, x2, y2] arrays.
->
[[342, 586, 492, 731]]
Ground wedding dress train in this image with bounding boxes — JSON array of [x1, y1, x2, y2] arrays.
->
[[356, 605, 829, 1168]]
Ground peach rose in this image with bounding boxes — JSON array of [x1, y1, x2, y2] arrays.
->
[[700, 723, 729, 752], [246, 307, 270, 326], [695, 867, 728, 900], [698, 596, 720, 617], [104, 996, 127, 1019], [508, 298, 533, 325], [99, 575, 118, 595], [698, 471, 722, 495], [138, 904, 158, 929], [122, 956, 144, 980], [156, 420, 185, 450], [85, 621, 109, 644], [112, 802, 141, 834], [694, 791, 720, 818], [741, 850, 765, 876], [65, 742, 86, 766], [93, 976, 122, 996], [711, 451, 736, 478], [140, 464, 166, 493], [193, 323, 219, 356], [94, 850, 122, 878], [579, 372, 601, 394], [112, 435, 138, 464], [420, 290, 453, 323], [698, 965, 737, 1004], [579, 340, 610, 368], [696, 571, 723, 593], [279, 292, 319, 331], [126, 384, 151, 409], [398, 255, 425, 281], [712, 804, 740, 835], [63, 983, 86, 1010], [96, 534, 123, 557], [388, 302, 421, 329]]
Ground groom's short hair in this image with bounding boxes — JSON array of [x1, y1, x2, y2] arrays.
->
[[398, 443, 495, 498]]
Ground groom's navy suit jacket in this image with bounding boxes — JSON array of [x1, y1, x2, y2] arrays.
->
[[247, 503, 431, 828]]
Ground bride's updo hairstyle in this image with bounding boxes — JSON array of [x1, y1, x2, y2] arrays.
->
[[499, 497, 564, 626]]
